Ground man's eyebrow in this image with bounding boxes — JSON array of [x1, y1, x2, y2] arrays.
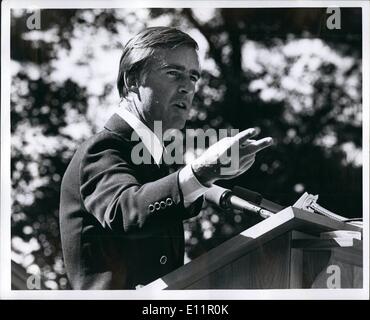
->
[[161, 64, 201, 78]]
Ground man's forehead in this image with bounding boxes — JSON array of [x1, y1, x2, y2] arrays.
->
[[150, 46, 200, 71]]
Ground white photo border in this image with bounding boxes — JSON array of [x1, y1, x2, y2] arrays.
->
[[1, 0, 369, 300]]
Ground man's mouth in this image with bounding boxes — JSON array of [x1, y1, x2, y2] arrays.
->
[[174, 102, 187, 110]]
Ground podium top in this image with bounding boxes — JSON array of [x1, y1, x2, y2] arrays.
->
[[144, 206, 362, 290], [240, 206, 362, 240]]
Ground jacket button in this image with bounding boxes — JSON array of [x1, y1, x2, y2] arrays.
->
[[160, 201, 166, 209], [154, 202, 161, 211], [160, 255, 167, 265], [148, 204, 155, 213], [165, 198, 173, 206]]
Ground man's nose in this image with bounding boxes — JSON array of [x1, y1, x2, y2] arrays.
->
[[178, 78, 195, 94]]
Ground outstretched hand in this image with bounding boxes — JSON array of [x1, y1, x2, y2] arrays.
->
[[191, 128, 273, 186]]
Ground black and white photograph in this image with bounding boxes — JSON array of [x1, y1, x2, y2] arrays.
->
[[1, 0, 369, 300]]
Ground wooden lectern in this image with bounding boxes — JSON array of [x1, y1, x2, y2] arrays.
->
[[144, 207, 363, 290]]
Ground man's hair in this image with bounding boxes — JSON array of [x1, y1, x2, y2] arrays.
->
[[117, 27, 199, 98]]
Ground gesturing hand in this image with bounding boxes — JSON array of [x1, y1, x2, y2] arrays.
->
[[191, 128, 273, 186]]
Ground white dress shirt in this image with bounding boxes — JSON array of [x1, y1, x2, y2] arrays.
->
[[115, 108, 209, 207]]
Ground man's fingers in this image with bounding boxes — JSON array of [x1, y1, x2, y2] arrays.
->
[[240, 139, 256, 147], [241, 137, 273, 155], [240, 153, 255, 165], [233, 128, 258, 143], [239, 156, 254, 170]]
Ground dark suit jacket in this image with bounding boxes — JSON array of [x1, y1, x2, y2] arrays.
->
[[59, 114, 202, 289]]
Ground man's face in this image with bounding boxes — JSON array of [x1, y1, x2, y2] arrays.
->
[[136, 45, 200, 132]]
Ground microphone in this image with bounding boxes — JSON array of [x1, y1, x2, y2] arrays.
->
[[232, 186, 262, 205], [233, 186, 284, 213], [205, 185, 274, 219]]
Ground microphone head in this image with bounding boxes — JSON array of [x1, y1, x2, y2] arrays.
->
[[204, 185, 230, 206], [233, 186, 262, 205]]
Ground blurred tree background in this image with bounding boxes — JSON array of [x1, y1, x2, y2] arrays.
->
[[10, 8, 362, 289]]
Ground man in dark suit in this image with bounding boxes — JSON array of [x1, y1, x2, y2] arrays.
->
[[59, 27, 273, 289]]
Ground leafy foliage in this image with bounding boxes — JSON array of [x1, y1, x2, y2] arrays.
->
[[10, 8, 362, 289]]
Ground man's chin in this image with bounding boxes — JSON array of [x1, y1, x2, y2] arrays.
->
[[177, 121, 187, 131], [168, 120, 187, 131]]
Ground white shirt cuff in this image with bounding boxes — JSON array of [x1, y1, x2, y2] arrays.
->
[[179, 164, 209, 207]]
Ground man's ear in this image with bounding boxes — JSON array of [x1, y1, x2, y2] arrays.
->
[[123, 71, 139, 95]]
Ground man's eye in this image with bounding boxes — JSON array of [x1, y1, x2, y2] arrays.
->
[[167, 71, 179, 77], [190, 75, 199, 82]]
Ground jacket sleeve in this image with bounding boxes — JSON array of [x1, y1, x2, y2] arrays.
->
[[79, 133, 202, 236]]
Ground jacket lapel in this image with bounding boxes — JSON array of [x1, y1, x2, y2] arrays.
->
[[104, 114, 165, 177]]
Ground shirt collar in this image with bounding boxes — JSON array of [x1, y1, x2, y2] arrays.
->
[[115, 107, 164, 166]]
